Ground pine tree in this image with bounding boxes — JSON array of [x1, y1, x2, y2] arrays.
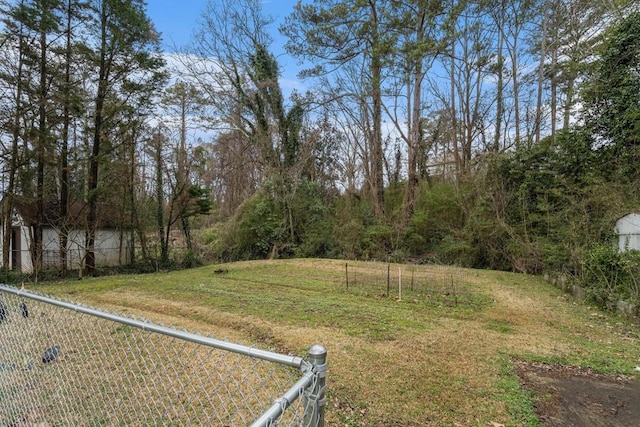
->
[[84, 0, 165, 275]]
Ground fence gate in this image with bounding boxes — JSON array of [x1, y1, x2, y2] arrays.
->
[[0, 284, 326, 426]]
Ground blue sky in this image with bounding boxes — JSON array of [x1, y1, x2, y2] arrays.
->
[[146, 1, 306, 93], [146, 0, 299, 52], [146, 0, 207, 49], [146, 0, 307, 139]]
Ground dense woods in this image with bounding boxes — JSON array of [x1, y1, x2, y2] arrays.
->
[[0, 0, 639, 305]]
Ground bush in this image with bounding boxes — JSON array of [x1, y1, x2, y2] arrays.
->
[[180, 250, 201, 268], [435, 235, 474, 266], [205, 179, 339, 261], [408, 182, 465, 254], [582, 244, 640, 309], [333, 219, 366, 259]]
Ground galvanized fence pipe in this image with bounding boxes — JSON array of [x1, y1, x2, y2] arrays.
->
[[304, 344, 327, 427], [0, 284, 304, 368], [252, 345, 327, 427], [250, 370, 315, 427], [0, 283, 326, 426]]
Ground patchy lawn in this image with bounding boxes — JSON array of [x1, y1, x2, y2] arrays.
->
[[30, 259, 640, 426]]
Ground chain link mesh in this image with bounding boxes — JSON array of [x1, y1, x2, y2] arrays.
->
[[0, 286, 316, 426]]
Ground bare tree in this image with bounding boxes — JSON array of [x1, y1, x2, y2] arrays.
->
[[384, 0, 447, 223], [283, 0, 394, 217], [161, 81, 208, 251]]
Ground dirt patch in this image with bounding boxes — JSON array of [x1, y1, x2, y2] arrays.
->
[[515, 361, 640, 426]]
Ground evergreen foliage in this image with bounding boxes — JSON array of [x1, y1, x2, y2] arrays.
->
[[1, 0, 639, 311]]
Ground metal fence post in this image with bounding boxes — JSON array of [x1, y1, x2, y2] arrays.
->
[[304, 344, 327, 427], [1, 284, 320, 425]]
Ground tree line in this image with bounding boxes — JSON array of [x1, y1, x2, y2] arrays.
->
[[0, 0, 638, 300]]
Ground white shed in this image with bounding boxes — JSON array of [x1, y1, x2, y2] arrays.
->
[[0, 197, 131, 273], [614, 212, 640, 252]]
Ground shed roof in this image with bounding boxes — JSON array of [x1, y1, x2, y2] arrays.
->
[[615, 212, 640, 235]]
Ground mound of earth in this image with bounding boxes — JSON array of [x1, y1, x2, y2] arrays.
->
[[514, 361, 640, 426]]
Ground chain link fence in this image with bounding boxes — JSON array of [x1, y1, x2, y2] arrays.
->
[[0, 284, 326, 426]]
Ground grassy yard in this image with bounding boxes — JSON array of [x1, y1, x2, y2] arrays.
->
[[29, 259, 640, 426]]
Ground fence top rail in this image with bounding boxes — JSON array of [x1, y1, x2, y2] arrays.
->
[[0, 283, 306, 369], [250, 370, 315, 427]]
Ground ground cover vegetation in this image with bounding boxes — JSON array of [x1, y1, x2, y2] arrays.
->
[[0, 0, 639, 311], [30, 259, 640, 425]]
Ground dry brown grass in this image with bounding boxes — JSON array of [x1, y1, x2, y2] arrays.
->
[[29, 259, 640, 426]]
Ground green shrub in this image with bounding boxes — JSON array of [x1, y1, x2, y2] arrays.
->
[[409, 182, 465, 253], [206, 179, 340, 261], [180, 250, 201, 268], [333, 218, 366, 259], [435, 235, 474, 266], [200, 228, 218, 245], [582, 244, 640, 308], [364, 224, 394, 257]]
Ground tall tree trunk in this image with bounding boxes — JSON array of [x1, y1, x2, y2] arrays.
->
[[84, 0, 164, 275], [152, 132, 168, 265], [2, 21, 26, 276], [494, 0, 505, 152], [402, 7, 428, 225], [3, 143, 19, 277], [550, 27, 558, 143], [511, 37, 521, 146], [59, 0, 73, 277], [86, 11, 110, 276], [178, 89, 190, 249], [535, 5, 546, 145], [369, 1, 385, 217], [35, 3, 50, 278], [450, 44, 461, 175], [563, 77, 575, 130], [127, 123, 138, 265], [86, 122, 100, 276], [403, 69, 422, 223]]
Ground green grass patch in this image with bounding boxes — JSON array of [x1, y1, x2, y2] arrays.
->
[[24, 259, 640, 426], [494, 357, 540, 426]]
